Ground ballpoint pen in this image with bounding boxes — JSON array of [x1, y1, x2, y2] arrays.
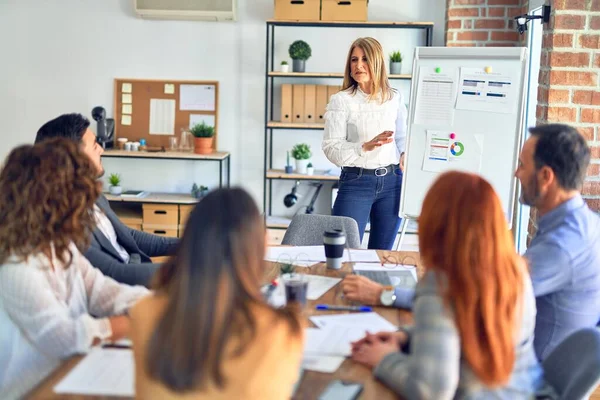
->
[[315, 304, 372, 312]]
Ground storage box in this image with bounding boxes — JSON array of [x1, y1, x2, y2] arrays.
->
[[274, 0, 320, 21], [142, 204, 179, 226], [321, 0, 367, 21], [142, 224, 179, 238]]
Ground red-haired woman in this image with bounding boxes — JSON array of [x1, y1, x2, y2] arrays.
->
[[351, 171, 555, 399]]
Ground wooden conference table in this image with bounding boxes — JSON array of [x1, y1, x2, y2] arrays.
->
[[28, 250, 422, 400]]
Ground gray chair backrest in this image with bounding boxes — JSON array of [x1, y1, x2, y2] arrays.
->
[[281, 214, 361, 248], [542, 328, 600, 400]]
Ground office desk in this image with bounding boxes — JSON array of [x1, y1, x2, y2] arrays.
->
[[28, 250, 421, 400]]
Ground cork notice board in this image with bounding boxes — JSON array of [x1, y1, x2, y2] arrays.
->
[[113, 78, 219, 149]]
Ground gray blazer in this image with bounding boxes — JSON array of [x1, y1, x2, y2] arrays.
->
[[85, 195, 179, 287], [374, 271, 556, 400]]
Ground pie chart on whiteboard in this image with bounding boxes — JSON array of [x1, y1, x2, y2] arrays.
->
[[450, 141, 464, 156]]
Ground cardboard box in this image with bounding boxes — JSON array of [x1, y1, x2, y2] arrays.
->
[[142, 204, 179, 226], [321, 0, 368, 21], [274, 0, 320, 21]]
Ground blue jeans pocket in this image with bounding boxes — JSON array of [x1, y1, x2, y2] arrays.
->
[[340, 170, 362, 183]]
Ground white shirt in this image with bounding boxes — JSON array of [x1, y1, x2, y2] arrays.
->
[[94, 205, 130, 263], [322, 87, 407, 169], [0, 243, 149, 399]]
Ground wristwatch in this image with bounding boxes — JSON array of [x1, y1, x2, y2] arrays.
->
[[380, 287, 397, 307]]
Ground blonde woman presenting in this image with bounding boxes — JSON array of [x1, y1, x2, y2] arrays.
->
[[322, 37, 407, 250]]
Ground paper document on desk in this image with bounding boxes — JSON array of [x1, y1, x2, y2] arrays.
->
[[266, 246, 363, 264], [265, 275, 341, 307], [304, 326, 369, 357], [310, 312, 397, 333], [347, 249, 380, 263], [54, 348, 134, 396], [353, 263, 418, 282]]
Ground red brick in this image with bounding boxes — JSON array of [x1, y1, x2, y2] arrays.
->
[[508, 6, 525, 17], [540, 51, 550, 68], [457, 31, 489, 41], [490, 31, 520, 41], [555, 0, 587, 9], [550, 70, 598, 86], [591, 16, 600, 30], [554, 15, 586, 29], [583, 181, 600, 196], [536, 105, 548, 120], [447, 20, 462, 29], [481, 8, 487, 17], [592, 146, 600, 159], [485, 42, 518, 46], [579, 35, 600, 49], [587, 164, 600, 177], [543, 33, 574, 48], [447, 42, 479, 47], [573, 90, 600, 105], [581, 108, 600, 123], [489, 7, 506, 17], [593, 0, 600, 11], [549, 51, 591, 67], [446, 32, 455, 43], [548, 88, 570, 103], [474, 19, 506, 29], [547, 106, 577, 122], [585, 198, 600, 212], [464, 20, 473, 29], [538, 86, 549, 103], [453, 0, 485, 4], [579, 127, 596, 141], [488, 0, 519, 4], [448, 7, 479, 17], [595, 54, 600, 68]]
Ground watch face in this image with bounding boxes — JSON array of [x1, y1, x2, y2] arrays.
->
[[381, 290, 395, 306]]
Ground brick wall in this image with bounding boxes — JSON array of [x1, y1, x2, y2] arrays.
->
[[446, 0, 600, 212], [446, 0, 527, 47], [537, 0, 600, 212]]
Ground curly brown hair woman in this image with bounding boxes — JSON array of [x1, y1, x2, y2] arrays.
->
[[0, 138, 148, 399]]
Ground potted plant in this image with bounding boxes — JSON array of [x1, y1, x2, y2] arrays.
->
[[288, 40, 311, 73], [291, 143, 311, 174], [280, 262, 295, 276], [280, 60, 289, 73], [108, 173, 122, 195], [190, 122, 215, 155], [306, 162, 314, 176], [390, 51, 403, 75], [191, 183, 209, 199]]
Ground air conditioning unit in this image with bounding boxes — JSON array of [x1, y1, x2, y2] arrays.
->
[[133, 0, 237, 22]]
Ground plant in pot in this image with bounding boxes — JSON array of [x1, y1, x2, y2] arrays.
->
[[280, 60, 289, 73], [390, 51, 403, 75], [191, 183, 209, 199], [288, 40, 311, 73], [291, 143, 311, 174], [108, 173, 122, 195], [306, 162, 315, 176], [190, 122, 215, 155]]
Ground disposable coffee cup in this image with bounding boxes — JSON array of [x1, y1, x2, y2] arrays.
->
[[324, 229, 346, 270], [282, 273, 308, 307]]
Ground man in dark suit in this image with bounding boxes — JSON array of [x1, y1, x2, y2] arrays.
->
[[35, 113, 178, 287]]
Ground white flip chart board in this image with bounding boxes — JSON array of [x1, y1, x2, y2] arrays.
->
[[400, 47, 529, 228]]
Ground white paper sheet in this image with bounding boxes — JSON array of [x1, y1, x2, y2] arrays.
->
[[122, 104, 132, 114], [122, 94, 132, 104], [54, 348, 134, 397], [310, 312, 397, 333], [164, 83, 175, 94], [414, 66, 456, 126], [121, 83, 132, 93], [302, 354, 345, 373], [149, 99, 175, 135], [422, 130, 484, 174], [180, 84, 216, 111], [347, 249, 380, 263], [353, 263, 418, 282], [265, 275, 341, 307], [121, 115, 131, 126], [456, 67, 517, 114], [266, 246, 365, 264], [189, 114, 216, 129]]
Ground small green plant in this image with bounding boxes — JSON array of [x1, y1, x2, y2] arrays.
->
[[191, 183, 209, 198], [390, 51, 403, 62], [291, 143, 311, 160], [108, 173, 121, 186], [307, 162, 313, 168], [280, 262, 295, 275], [281, 60, 288, 65], [288, 40, 312, 61], [190, 122, 215, 138]]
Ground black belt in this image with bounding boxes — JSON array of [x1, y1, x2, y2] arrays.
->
[[342, 164, 398, 177]]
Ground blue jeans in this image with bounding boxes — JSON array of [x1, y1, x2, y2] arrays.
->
[[333, 166, 402, 250]]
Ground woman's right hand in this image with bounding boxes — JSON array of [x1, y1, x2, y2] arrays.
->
[[362, 131, 394, 152]]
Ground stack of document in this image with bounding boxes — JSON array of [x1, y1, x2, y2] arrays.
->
[[265, 246, 381, 265], [301, 312, 398, 374]]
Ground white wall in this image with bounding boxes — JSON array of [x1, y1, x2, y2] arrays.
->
[[0, 0, 446, 214]]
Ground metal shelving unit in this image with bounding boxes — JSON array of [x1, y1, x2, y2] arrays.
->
[[263, 19, 433, 227]]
